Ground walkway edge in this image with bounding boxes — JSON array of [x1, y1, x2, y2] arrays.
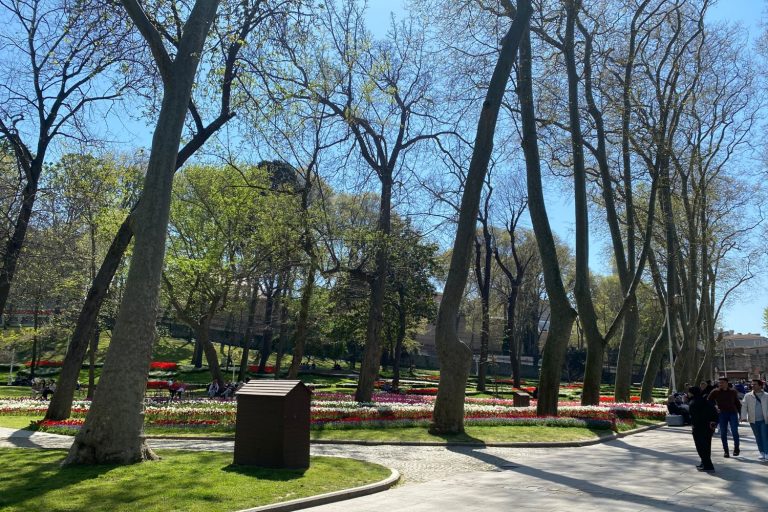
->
[[234, 468, 400, 512], [147, 422, 667, 448]]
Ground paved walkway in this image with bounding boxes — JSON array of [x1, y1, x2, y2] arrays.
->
[[304, 427, 768, 512], [1, 426, 767, 511]]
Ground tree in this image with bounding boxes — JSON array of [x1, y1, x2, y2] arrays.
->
[[64, 0, 220, 465], [0, 0, 137, 319], [162, 164, 288, 387], [259, 1, 451, 402], [516, 17, 577, 416], [491, 179, 533, 388], [431, 0, 532, 434], [47, 0, 275, 422], [473, 184, 494, 392]]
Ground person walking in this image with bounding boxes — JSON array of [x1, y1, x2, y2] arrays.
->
[[740, 379, 768, 461], [689, 386, 718, 472], [708, 377, 741, 457]]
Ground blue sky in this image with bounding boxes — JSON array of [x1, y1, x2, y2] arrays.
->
[[82, 1, 766, 336], [361, 1, 768, 335]]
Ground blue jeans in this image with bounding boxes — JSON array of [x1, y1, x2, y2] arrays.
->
[[751, 420, 768, 454], [718, 411, 740, 451]]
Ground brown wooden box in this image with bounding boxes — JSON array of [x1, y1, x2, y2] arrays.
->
[[233, 380, 312, 468], [512, 391, 531, 407]]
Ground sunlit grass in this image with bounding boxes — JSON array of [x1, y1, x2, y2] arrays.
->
[[0, 448, 390, 512]]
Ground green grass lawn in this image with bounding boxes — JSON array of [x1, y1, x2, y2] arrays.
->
[[310, 425, 613, 444], [0, 414, 39, 429], [0, 448, 390, 512], [0, 386, 34, 398]]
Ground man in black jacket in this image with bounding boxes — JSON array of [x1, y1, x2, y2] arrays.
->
[[689, 386, 718, 472]]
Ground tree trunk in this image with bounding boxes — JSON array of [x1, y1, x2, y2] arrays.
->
[[87, 324, 99, 400], [257, 279, 277, 373], [474, 229, 492, 392], [238, 282, 259, 382], [273, 278, 290, 378], [517, 24, 577, 417], [288, 261, 316, 379], [355, 173, 392, 403], [506, 293, 521, 388], [198, 320, 224, 387], [640, 326, 667, 402], [30, 306, 39, 379], [0, 175, 39, 318], [614, 297, 639, 402], [562, 2, 604, 407], [392, 288, 407, 390], [64, 0, 219, 465], [46, 220, 133, 420], [431, 1, 531, 434]]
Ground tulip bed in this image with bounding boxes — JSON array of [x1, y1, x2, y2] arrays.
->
[[0, 393, 666, 437]]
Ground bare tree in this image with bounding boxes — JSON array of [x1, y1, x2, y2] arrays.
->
[[0, 0, 137, 319]]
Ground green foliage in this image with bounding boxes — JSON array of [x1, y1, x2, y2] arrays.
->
[[164, 163, 301, 326]]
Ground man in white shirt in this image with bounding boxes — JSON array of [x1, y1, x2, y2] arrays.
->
[[741, 379, 768, 461]]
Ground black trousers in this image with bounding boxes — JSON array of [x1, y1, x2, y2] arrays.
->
[[692, 427, 714, 469]]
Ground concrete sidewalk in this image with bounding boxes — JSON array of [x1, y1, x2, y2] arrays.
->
[[301, 427, 768, 512]]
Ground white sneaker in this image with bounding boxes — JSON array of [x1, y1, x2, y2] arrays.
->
[[761, 453, 767, 462]]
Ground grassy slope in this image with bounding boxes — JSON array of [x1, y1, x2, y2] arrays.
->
[[0, 449, 390, 512]]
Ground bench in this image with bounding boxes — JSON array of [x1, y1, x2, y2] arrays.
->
[[665, 414, 685, 426]]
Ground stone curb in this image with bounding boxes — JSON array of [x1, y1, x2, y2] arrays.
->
[[147, 422, 667, 448], [234, 468, 400, 512]]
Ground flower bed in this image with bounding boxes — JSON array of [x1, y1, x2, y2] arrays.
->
[[404, 387, 438, 395], [24, 360, 63, 367], [247, 365, 275, 374], [1, 393, 665, 435], [150, 362, 178, 370]]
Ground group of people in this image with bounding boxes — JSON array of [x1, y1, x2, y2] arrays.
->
[[683, 377, 768, 472], [207, 378, 249, 399], [31, 378, 57, 400]]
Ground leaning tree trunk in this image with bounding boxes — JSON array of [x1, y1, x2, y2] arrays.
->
[[46, 209, 134, 420], [87, 325, 99, 399], [64, 0, 219, 465], [197, 320, 224, 387], [431, 1, 532, 434], [288, 261, 317, 379], [517, 24, 577, 417], [0, 176, 39, 318], [355, 175, 392, 403]]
